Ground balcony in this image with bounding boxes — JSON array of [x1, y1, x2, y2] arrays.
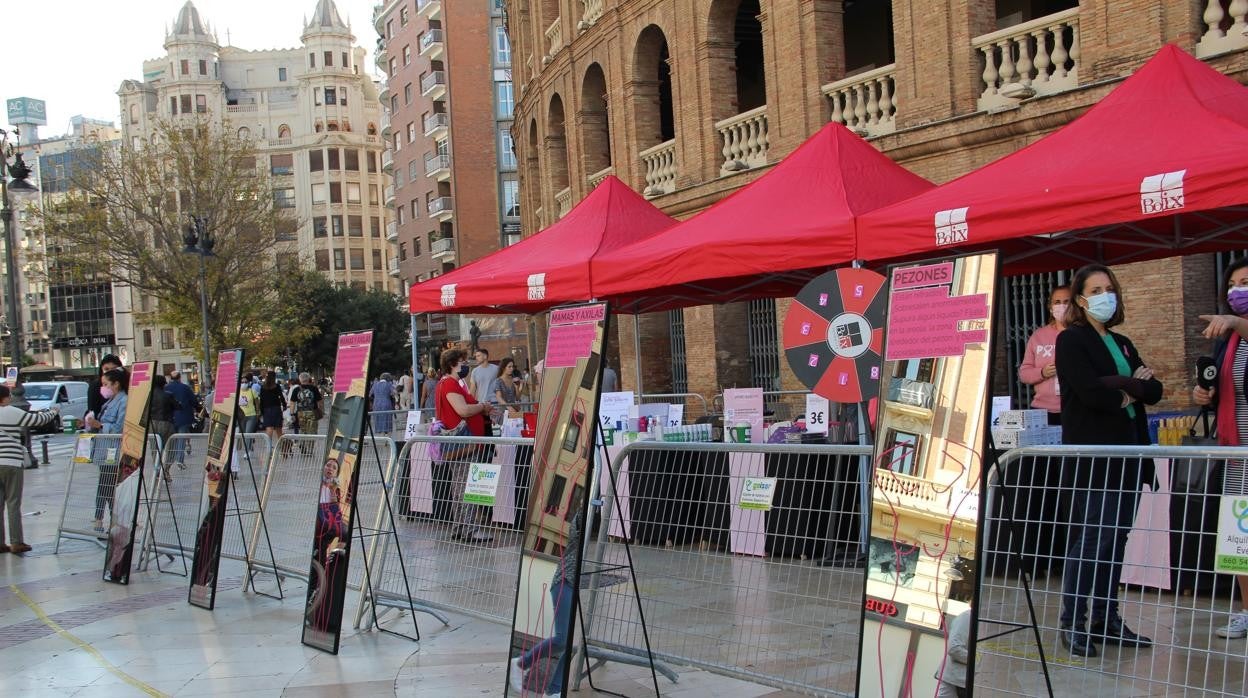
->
[[639, 139, 677, 198], [1197, 1, 1248, 57], [555, 187, 573, 219], [428, 196, 454, 221], [384, 184, 396, 208], [381, 110, 392, 137], [972, 7, 1080, 112], [365, 135, 380, 144], [431, 236, 455, 261], [421, 71, 447, 100], [381, 149, 393, 172], [386, 220, 398, 241], [417, 0, 441, 20], [226, 104, 258, 113], [716, 105, 769, 175], [823, 64, 897, 138], [267, 137, 292, 147], [544, 17, 563, 64], [420, 29, 444, 60], [423, 112, 449, 138], [388, 257, 401, 276], [379, 86, 391, 106], [425, 153, 451, 180], [587, 166, 613, 190], [887, 378, 935, 410], [579, 0, 604, 31], [375, 43, 388, 70]]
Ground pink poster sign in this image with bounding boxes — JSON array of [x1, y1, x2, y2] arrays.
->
[[213, 350, 240, 409], [130, 361, 151, 386], [885, 285, 989, 361], [890, 262, 954, 290], [545, 303, 606, 368], [333, 331, 374, 394]]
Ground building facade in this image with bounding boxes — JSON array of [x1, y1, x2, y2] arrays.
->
[[117, 0, 396, 374], [375, 0, 523, 360], [508, 0, 1248, 414]]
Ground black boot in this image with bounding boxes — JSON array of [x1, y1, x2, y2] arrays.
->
[[1059, 626, 1098, 657], [1090, 617, 1152, 648]]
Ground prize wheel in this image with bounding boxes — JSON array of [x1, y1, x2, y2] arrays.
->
[[783, 268, 887, 403]]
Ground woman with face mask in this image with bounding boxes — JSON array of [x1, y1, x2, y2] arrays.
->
[[1019, 286, 1073, 425], [434, 348, 496, 543], [1193, 256, 1248, 640], [1053, 263, 1163, 658]]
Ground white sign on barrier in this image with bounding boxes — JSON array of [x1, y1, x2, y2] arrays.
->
[[805, 394, 830, 435], [404, 410, 423, 440], [74, 434, 94, 463], [599, 391, 632, 431], [667, 404, 683, 427], [1215, 496, 1248, 574], [739, 477, 778, 511], [463, 462, 503, 505]]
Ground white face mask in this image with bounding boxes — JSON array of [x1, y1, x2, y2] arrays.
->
[[1081, 292, 1118, 323]]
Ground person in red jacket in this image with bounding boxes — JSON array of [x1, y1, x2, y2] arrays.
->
[[1018, 285, 1071, 425], [434, 349, 496, 543]]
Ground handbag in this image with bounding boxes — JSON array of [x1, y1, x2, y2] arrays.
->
[[437, 419, 475, 462], [1173, 409, 1220, 493]]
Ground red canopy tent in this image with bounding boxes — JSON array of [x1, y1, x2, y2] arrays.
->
[[407, 175, 676, 314], [856, 44, 1248, 274], [584, 123, 933, 313]]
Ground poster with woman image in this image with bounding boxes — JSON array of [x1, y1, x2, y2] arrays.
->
[[189, 349, 243, 609], [301, 331, 373, 654], [103, 361, 155, 585]]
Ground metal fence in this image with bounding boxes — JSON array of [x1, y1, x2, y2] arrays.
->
[[980, 445, 1248, 697], [357, 434, 534, 628], [578, 440, 874, 696], [54, 433, 164, 552]]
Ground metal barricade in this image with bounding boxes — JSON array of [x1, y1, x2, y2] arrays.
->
[[979, 445, 1248, 697], [221, 433, 273, 564], [638, 392, 709, 423], [359, 434, 534, 626], [580, 440, 873, 696], [367, 408, 435, 442], [54, 433, 163, 552], [146, 433, 210, 558]]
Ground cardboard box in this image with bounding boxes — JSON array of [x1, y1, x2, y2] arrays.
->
[[999, 409, 1049, 430]]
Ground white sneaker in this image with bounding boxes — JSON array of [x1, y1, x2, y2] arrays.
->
[[1216, 611, 1248, 639], [509, 657, 525, 692]]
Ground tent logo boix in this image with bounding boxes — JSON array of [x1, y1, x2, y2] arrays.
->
[[527, 273, 546, 301], [1140, 169, 1186, 215], [933, 207, 969, 247], [440, 283, 457, 307]]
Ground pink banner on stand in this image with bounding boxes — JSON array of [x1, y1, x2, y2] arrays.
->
[[408, 443, 434, 515], [492, 444, 518, 524], [599, 443, 631, 539], [1121, 458, 1172, 590], [728, 451, 767, 557]]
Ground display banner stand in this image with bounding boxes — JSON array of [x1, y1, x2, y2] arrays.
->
[[231, 422, 284, 601], [137, 448, 189, 577], [350, 419, 422, 644], [975, 437, 1054, 697], [571, 422, 671, 695], [103, 361, 157, 585]]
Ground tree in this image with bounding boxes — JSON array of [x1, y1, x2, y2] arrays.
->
[[32, 116, 294, 356], [267, 271, 409, 377]]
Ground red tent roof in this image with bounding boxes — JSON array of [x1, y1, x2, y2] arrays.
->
[[586, 123, 933, 313], [408, 175, 676, 314], [857, 44, 1248, 274]]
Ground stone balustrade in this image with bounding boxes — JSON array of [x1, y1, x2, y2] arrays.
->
[[1197, 0, 1248, 57], [555, 187, 573, 218], [715, 105, 769, 175], [973, 8, 1080, 111], [822, 64, 897, 138], [545, 17, 563, 62], [580, 0, 604, 29], [587, 166, 613, 190], [639, 139, 677, 198]]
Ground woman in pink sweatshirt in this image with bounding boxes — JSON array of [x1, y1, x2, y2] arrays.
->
[[1018, 286, 1071, 426]]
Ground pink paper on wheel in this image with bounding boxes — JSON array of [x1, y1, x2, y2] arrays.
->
[[408, 442, 435, 515], [599, 443, 632, 539], [728, 451, 767, 557], [491, 444, 518, 524]]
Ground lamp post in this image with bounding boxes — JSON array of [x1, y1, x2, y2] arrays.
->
[[0, 128, 38, 382], [183, 215, 215, 392]]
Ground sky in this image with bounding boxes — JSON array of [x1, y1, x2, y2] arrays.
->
[[2, 0, 383, 141]]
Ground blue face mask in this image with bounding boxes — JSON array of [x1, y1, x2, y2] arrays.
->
[[1081, 292, 1118, 323], [457, 364, 470, 379]]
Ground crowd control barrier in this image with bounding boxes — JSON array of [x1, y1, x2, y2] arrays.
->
[[979, 445, 1248, 697], [54, 434, 164, 552]]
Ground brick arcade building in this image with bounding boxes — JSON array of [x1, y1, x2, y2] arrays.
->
[[507, 0, 1248, 416]]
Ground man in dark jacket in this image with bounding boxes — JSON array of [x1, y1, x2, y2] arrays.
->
[[166, 370, 199, 466]]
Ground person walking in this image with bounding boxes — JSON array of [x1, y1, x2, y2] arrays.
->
[[399, 369, 414, 410], [1193, 256, 1248, 640], [435, 349, 495, 542], [601, 361, 619, 394], [0, 386, 58, 554], [258, 373, 288, 455], [371, 373, 397, 434], [148, 375, 176, 480], [421, 367, 438, 411], [85, 368, 129, 531], [1055, 263, 1162, 657], [166, 370, 198, 466], [238, 375, 260, 434], [291, 373, 323, 454]]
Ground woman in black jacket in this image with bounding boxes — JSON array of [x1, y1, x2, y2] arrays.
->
[[1054, 264, 1163, 657]]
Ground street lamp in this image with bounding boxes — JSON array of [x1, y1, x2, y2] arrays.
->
[[1, 128, 38, 383], [183, 215, 215, 392]]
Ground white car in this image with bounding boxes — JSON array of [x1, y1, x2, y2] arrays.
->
[[22, 381, 90, 433]]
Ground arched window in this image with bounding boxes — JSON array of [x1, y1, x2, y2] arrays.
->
[[237, 126, 251, 140], [277, 124, 291, 139], [129, 104, 139, 124], [546, 94, 570, 199], [707, 0, 766, 118], [315, 119, 324, 133], [633, 25, 675, 148], [367, 122, 377, 136], [579, 63, 611, 182]]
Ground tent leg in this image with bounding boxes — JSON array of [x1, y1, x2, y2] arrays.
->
[[633, 315, 643, 395]]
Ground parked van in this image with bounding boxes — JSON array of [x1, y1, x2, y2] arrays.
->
[[22, 381, 90, 433]]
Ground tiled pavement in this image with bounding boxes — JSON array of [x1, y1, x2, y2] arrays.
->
[[0, 447, 803, 697]]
